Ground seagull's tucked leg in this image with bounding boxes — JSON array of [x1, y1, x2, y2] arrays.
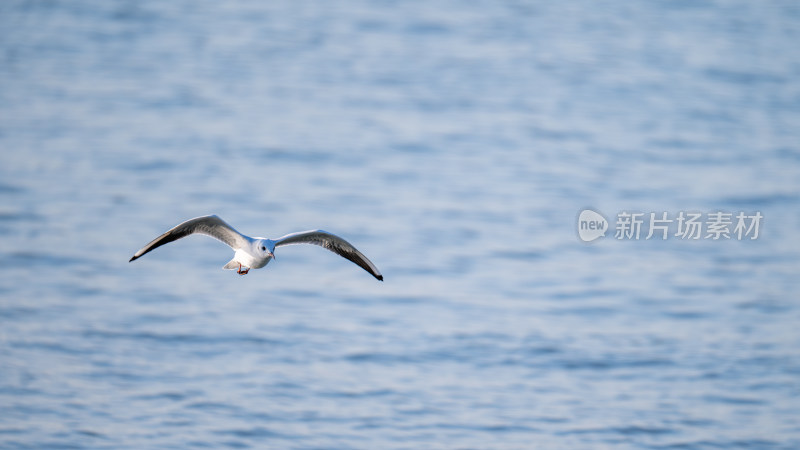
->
[[237, 263, 250, 275]]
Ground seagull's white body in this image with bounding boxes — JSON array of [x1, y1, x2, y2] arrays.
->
[[129, 215, 383, 281]]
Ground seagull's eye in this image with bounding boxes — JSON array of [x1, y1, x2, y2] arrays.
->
[[261, 246, 266, 251]]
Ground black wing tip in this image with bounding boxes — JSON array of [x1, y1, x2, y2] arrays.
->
[[375, 273, 383, 281], [129, 255, 138, 262]]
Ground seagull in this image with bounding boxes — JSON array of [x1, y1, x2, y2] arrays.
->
[[129, 215, 383, 281]]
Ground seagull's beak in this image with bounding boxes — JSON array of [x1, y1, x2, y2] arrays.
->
[[269, 251, 275, 260]]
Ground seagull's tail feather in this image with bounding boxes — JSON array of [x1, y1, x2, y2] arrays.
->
[[222, 259, 240, 270]]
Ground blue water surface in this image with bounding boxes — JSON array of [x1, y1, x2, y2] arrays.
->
[[1, 1, 799, 448]]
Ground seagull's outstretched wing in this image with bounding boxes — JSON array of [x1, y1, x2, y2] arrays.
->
[[129, 215, 249, 262], [274, 230, 383, 281]]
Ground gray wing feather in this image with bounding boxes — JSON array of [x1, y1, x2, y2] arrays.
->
[[129, 215, 248, 262], [274, 230, 383, 281]]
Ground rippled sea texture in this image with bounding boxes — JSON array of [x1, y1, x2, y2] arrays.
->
[[2, 1, 800, 448]]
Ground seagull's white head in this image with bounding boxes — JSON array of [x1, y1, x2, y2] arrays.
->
[[256, 239, 276, 260]]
